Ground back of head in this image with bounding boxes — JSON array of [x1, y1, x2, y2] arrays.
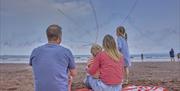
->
[[46, 24, 62, 42], [91, 44, 102, 57], [103, 34, 122, 62], [116, 26, 125, 37]]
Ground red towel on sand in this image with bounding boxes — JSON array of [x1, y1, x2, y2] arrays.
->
[[122, 85, 168, 91], [75, 85, 168, 91]]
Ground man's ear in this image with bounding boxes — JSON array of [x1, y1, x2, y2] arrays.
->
[[58, 37, 61, 44], [59, 38, 62, 44]]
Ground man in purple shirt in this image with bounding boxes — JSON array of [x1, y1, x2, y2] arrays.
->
[[30, 24, 76, 91]]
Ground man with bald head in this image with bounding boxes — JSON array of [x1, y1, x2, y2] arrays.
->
[[30, 24, 76, 91]]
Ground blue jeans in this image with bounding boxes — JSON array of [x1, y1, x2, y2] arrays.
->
[[84, 76, 122, 91]]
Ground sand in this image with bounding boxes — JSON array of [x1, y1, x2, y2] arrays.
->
[[0, 62, 180, 91]]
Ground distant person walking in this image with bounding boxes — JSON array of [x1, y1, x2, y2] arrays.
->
[[177, 53, 180, 61], [116, 26, 131, 84], [141, 53, 144, 62], [30, 24, 77, 91], [169, 48, 175, 62]]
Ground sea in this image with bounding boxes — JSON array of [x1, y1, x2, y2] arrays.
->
[[0, 53, 178, 64]]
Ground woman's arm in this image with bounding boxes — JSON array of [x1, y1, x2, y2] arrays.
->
[[87, 53, 101, 75]]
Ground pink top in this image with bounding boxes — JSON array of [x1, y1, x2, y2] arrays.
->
[[88, 51, 124, 85]]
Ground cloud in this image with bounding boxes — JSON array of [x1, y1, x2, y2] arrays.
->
[[1, 0, 47, 14], [52, 0, 91, 16], [126, 15, 180, 53]]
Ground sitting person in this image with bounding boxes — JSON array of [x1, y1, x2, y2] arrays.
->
[[84, 44, 102, 88], [85, 34, 124, 91], [30, 24, 76, 91], [87, 44, 102, 78]]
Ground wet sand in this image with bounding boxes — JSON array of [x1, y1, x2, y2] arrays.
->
[[0, 62, 180, 91]]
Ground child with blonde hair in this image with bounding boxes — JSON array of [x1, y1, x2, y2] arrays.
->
[[88, 44, 103, 78], [84, 44, 102, 88], [91, 44, 102, 57]]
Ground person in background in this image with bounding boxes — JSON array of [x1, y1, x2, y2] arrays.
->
[[116, 26, 131, 84], [30, 24, 76, 91], [177, 53, 180, 61], [141, 53, 144, 62], [86, 34, 124, 91], [169, 48, 175, 62]]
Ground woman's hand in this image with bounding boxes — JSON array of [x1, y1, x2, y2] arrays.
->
[[87, 59, 94, 67]]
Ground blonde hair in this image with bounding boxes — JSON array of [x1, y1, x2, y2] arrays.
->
[[103, 34, 122, 62], [116, 26, 125, 37], [91, 44, 102, 57]]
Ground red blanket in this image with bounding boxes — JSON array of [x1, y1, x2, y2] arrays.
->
[[75, 85, 168, 91]]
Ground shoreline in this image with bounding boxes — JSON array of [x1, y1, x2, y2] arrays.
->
[[0, 58, 179, 64], [0, 61, 179, 64]]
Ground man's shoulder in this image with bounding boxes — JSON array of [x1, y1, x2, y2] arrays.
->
[[58, 46, 68, 51], [59, 46, 72, 54], [32, 44, 72, 54], [33, 44, 46, 50], [32, 44, 49, 53]]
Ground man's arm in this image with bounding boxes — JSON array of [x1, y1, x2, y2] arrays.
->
[[67, 49, 77, 77], [29, 48, 36, 66], [69, 69, 77, 77]]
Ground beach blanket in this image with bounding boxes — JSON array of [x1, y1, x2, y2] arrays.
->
[[122, 85, 168, 91], [75, 85, 168, 91]]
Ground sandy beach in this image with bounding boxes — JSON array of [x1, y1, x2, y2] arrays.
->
[[0, 62, 180, 91]]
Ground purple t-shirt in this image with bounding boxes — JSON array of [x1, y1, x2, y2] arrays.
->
[[30, 43, 75, 91]]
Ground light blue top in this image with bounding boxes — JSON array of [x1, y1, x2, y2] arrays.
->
[[117, 36, 131, 67], [30, 43, 75, 91]]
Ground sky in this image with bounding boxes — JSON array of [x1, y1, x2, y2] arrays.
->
[[0, 0, 180, 55]]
